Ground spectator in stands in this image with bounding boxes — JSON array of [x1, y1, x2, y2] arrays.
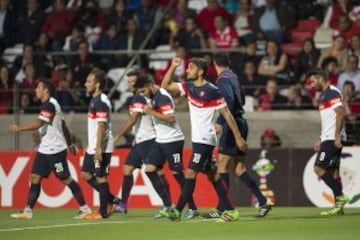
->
[[254, 0, 296, 43], [284, 85, 314, 110], [337, 55, 360, 92], [10, 44, 47, 83], [94, 23, 124, 69], [257, 78, 288, 111], [41, 0, 76, 51], [168, 0, 196, 28], [230, 41, 261, 78], [134, 0, 162, 36], [63, 24, 90, 52], [294, 38, 320, 84], [119, 17, 149, 68], [332, 13, 360, 47], [55, 69, 80, 112], [16, 0, 46, 45], [203, 52, 217, 83], [322, 0, 353, 29], [342, 80, 360, 145], [0, 65, 12, 113], [260, 128, 282, 150], [34, 32, 54, 70], [17, 92, 38, 114], [76, 0, 106, 46], [164, 45, 191, 82], [234, 0, 256, 45], [317, 35, 348, 74], [106, 0, 134, 34], [240, 61, 263, 98], [0, 0, 17, 52], [209, 14, 239, 49], [197, 0, 231, 33], [19, 63, 43, 95], [350, 34, 360, 67], [258, 40, 292, 85], [170, 16, 208, 55], [321, 56, 339, 86]]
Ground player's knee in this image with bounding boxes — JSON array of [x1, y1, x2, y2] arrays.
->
[[314, 166, 325, 177], [235, 163, 246, 176], [217, 156, 229, 172], [145, 164, 157, 172], [80, 171, 92, 181], [123, 165, 134, 176], [29, 174, 41, 184], [185, 168, 197, 179], [60, 176, 73, 185]]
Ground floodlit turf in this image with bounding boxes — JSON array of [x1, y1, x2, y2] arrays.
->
[[1, 208, 359, 240]]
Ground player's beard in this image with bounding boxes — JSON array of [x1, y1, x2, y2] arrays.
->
[[187, 73, 199, 81]]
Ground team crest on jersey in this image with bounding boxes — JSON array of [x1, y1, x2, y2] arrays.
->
[[96, 112, 109, 118], [199, 91, 206, 97]]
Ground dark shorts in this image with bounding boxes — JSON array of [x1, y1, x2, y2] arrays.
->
[[146, 140, 184, 172], [218, 117, 248, 156], [125, 139, 155, 168], [314, 140, 342, 170], [32, 150, 70, 180], [82, 152, 112, 177], [188, 143, 215, 173]]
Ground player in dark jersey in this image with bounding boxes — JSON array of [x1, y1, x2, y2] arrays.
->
[[201, 52, 271, 219], [308, 69, 349, 215], [160, 57, 247, 222], [9, 79, 91, 219]]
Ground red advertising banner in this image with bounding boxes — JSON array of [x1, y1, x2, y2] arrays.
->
[[0, 149, 217, 209]]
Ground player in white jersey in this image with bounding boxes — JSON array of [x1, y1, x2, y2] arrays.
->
[[113, 71, 169, 217], [8, 79, 91, 219], [160, 57, 247, 222], [308, 69, 349, 216], [81, 70, 118, 219], [134, 74, 199, 219]]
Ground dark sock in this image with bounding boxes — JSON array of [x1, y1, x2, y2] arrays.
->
[[322, 171, 343, 198], [335, 177, 342, 190], [146, 171, 172, 207], [121, 175, 134, 203], [173, 172, 197, 210], [240, 171, 267, 206], [27, 183, 41, 209], [175, 179, 196, 212], [213, 179, 234, 210], [220, 173, 230, 188], [67, 180, 86, 206], [159, 174, 170, 199], [98, 182, 110, 218], [86, 176, 99, 191]]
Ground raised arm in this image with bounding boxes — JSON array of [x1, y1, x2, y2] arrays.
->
[[161, 57, 182, 96], [219, 106, 247, 151]]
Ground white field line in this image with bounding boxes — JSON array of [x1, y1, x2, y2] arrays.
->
[[0, 217, 258, 232]]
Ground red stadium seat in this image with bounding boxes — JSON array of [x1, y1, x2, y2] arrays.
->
[[154, 69, 167, 84], [297, 19, 321, 32], [290, 30, 314, 43]]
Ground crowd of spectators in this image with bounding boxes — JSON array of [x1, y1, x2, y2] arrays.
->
[[0, 0, 359, 143]]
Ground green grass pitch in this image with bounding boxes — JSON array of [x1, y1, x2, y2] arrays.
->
[[1, 208, 359, 240]]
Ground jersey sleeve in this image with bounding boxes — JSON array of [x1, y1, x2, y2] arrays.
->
[[129, 94, 147, 114], [320, 90, 343, 110], [38, 102, 56, 123], [157, 95, 175, 115], [94, 101, 110, 123]]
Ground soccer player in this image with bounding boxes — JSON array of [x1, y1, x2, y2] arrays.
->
[[134, 74, 200, 220], [81, 69, 118, 219], [201, 52, 271, 219], [9, 79, 91, 219], [113, 71, 171, 218], [160, 57, 247, 222], [308, 69, 349, 215]]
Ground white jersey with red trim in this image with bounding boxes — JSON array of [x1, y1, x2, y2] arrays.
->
[[37, 97, 67, 154], [177, 81, 227, 146], [151, 88, 184, 143], [87, 93, 114, 154], [319, 85, 346, 141], [129, 93, 156, 143]]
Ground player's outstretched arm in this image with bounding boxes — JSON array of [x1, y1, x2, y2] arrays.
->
[[9, 119, 43, 133], [219, 106, 247, 151], [113, 113, 140, 143], [161, 57, 182, 96]]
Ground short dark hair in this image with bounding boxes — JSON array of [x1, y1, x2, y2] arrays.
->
[[343, 80, 355, 91], [40, 79, 56, 96], [213, 52, 230, 67], [321, 56, 338, 70], [126, 69, 140, 77], [91, 69, 107, 90], [307, 68, 329, 81], [133, 74, 154, 89], [189, 58, 208, 78]]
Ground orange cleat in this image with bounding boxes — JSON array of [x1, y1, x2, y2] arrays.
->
[[84, 212, 103, 220]]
